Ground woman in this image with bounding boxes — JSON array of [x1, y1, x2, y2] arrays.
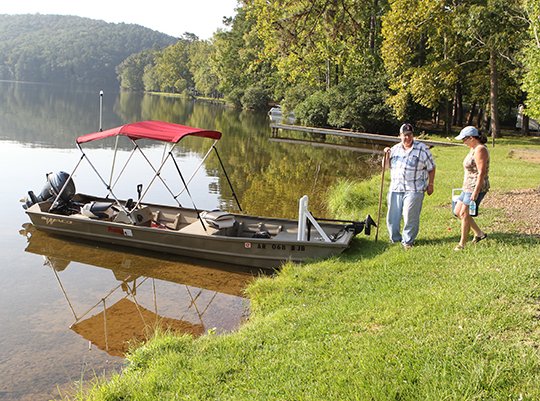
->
[[453, 126, 490, 250]]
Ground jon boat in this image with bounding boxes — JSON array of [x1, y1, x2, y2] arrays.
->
[[22, 121, 374, 269]]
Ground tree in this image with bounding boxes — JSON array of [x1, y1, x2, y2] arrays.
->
[[460, 0, 528, 138], [117, 50, 157, 91], [381, 0, 463, 131], [522, 0, 540, 120], [188, 40, 220, 97], [211, 7, 276, 108], [382, 0, 527, 136], [249, 0, 387, 90]]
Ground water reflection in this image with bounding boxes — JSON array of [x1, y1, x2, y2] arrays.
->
[[20, 224, 260, 357], [2, 81, 381, 401], [0, 81, 378, 218]]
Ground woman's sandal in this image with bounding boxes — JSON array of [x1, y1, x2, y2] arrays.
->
[[472, 233, 488, 244], [454, 244, 464, 251]]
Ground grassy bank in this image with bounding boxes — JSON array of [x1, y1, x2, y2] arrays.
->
[[75, 136, 539, 400]]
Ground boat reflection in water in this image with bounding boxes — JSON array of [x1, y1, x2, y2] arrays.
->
[[20, 223, 262, 357]]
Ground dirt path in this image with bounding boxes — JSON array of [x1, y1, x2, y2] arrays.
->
[[481, 149, 540, 237], [482, 188, 540, 236]]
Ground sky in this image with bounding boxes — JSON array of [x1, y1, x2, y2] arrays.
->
[[0, 0, 238, 40]]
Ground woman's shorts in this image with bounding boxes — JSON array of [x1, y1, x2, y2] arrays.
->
[[458, 191, 487, 215]]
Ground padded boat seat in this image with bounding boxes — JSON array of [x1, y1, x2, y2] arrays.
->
[[81, 201, 114, 219], [200, 210, 235, 229]]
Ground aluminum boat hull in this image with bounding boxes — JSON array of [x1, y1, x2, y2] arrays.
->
[[26, 196, 355, 269]]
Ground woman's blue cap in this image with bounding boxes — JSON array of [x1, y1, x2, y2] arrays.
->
[[455, 126, 479, 140]]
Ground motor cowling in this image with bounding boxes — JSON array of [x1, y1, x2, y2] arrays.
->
[[23, 171, 76, 209]]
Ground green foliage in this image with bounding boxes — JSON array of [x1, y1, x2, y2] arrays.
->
[[0, 14, 176, 86], [241, 85, 270, 110], [224, 88, 244, 109], [281, 84, 317, 113], [5, 2, 537, 132], [211, 7, 271, 102], [295, 91, 330, 127], [152, 37, 193, 93], [522, 0, 540, 119], [117, 50, 157, 91], [326, 72, 398, 133], [189, 40, 220, 97]]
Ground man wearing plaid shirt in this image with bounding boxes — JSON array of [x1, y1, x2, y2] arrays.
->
[[383, 123, 436, 249]]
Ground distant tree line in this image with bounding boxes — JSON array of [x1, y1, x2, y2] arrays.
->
[[117, 0, 540, 136], [0, 14, 176, 86], [3, 4, 540, 135]]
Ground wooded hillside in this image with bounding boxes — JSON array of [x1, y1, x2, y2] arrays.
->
[[0, 14, 177, 86]]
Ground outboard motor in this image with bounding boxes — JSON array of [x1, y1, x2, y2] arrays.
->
[[23, 171, 76, 209]]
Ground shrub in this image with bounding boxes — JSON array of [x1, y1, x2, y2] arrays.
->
[[241, 86, 271, 111], [295, 91, 330, 127], [225, 88, 244, 109]]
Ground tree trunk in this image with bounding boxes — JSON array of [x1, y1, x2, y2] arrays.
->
[[326, 59, 330, 90], [476, 107, 484, 129], [455, 83, 463, 126], [482, 102, 490, 133], [445, 99, 452, 135], [519, 104, 530, 135], [489, 50, 500, 138], [522, 114, 530, 135], [467, 102, 476, 126], [369, 0, 378, 51]]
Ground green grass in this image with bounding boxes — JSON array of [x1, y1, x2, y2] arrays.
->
[[72, 137, 540, 401]]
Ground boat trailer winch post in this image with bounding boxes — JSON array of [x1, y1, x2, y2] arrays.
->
[[297, 195, 332, 242]]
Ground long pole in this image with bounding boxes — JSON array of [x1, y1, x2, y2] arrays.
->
[[375, 153, 387, 242], [99, 90, 103, 132]]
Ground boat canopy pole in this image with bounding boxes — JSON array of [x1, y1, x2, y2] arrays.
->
[[213, 146, 243, 212], [76, 145, 131, 215], [47, 153, 85, 212], [108, 135, 120, 190], [297, 195, 331, 242], [169, 152, 207, 231], [132, 142, 183, 208], [174, 141, 216, 199], [109, 145, 138, 193]]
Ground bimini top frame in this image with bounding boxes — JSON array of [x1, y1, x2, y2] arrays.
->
[[49, 120, 242, 231], [76, 120, 222, 144]]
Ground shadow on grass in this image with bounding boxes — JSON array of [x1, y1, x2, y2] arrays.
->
[[415, 231, 539, 248], [340, 236, 391, 261]]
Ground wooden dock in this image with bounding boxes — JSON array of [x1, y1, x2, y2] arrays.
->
[[270, 123, 460, 148]]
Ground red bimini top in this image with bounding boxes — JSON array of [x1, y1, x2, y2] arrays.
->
[[77, 120, 222, 144]]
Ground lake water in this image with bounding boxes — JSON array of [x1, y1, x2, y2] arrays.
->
[[0, 81, 379, 400]]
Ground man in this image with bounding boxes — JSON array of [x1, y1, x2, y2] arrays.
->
[[383, 123, 436, 249]]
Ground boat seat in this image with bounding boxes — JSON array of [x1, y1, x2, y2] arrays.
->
[[81, 201, 115, 219], [200, 210, 235, 229], [153, 211, 184, 230], [240, 222, 283, 236], [130, 206, 153, 226]]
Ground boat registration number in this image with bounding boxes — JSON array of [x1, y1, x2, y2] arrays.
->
[[244, 242, 306, 251]]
